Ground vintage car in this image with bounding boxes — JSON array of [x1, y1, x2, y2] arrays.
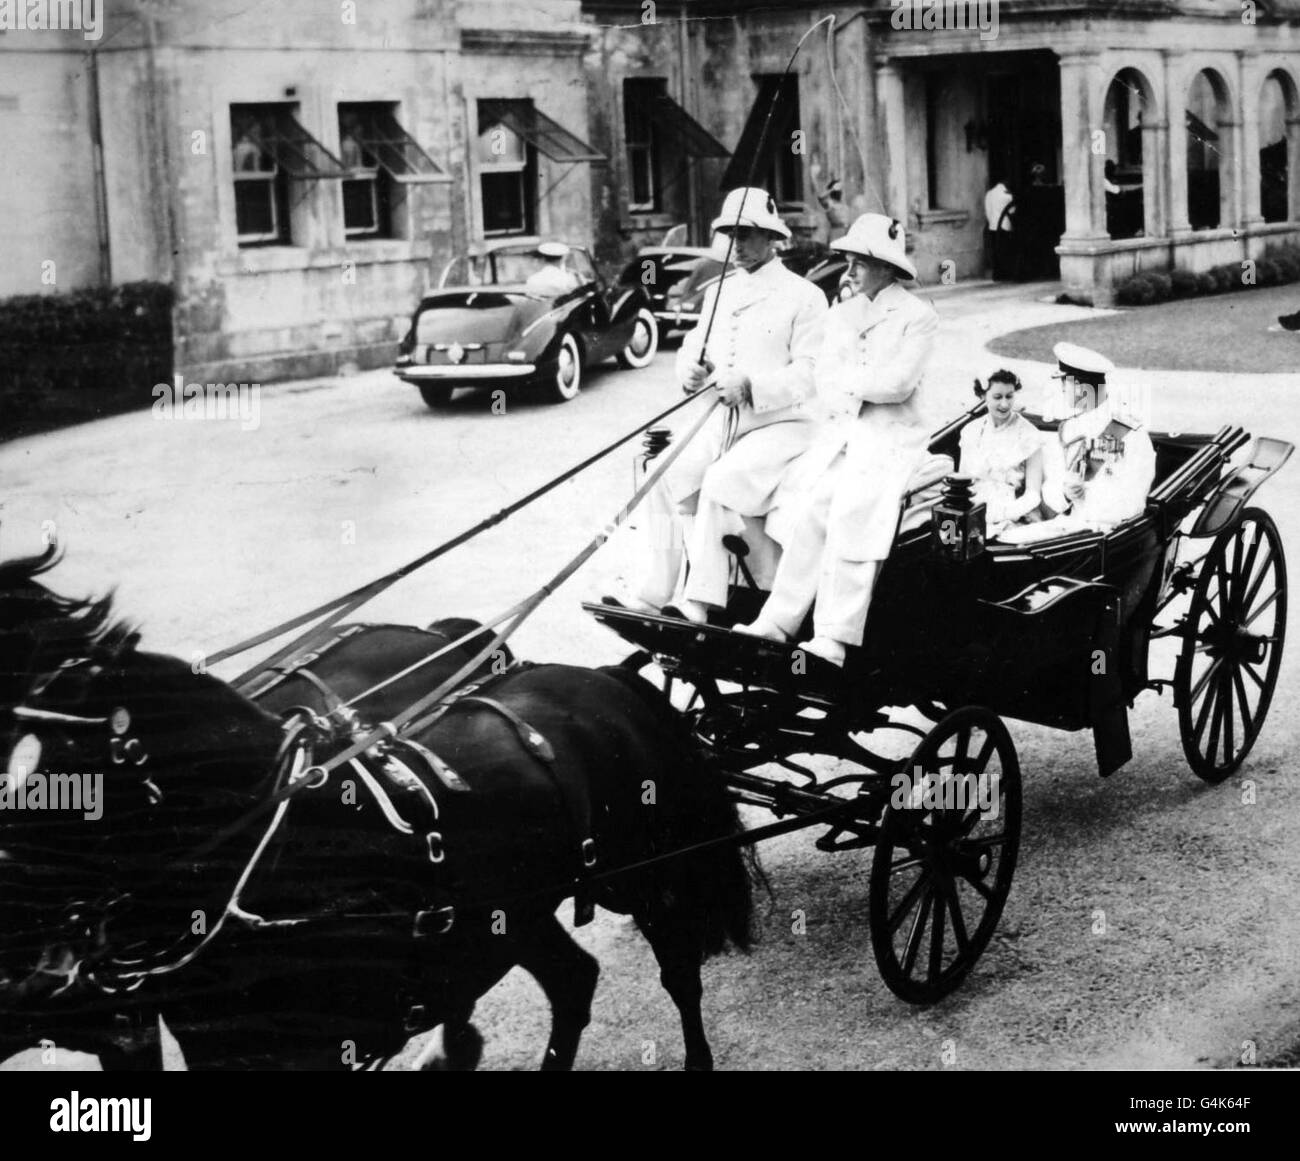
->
[[615, 244, 717, 328], [658, 245, 852, 334], [394, 240, 659, 408]]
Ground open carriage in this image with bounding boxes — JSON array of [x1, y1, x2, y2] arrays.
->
[[584, 409, 1293, 1003]]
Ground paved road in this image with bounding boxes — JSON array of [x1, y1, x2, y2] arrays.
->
[[3, 284, 1299, 1070]]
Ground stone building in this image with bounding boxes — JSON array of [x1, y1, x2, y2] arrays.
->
[[585, 0, 1300, 303], [1, 0, 603, 383], [4, 0, 1298, 387]]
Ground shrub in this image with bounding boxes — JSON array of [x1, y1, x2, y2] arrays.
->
[[1269, 248, 1300, 283], [1255, 257, 1281, 287], [1196, 271, 1219, 295], [0, 281, 174, 442], [1115, 274, 1155, 305], [1170, 268, 1201, 298], [1210, 264, 1239, 293], [1146, 272, 1173, 302]]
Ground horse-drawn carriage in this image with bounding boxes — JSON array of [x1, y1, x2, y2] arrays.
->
[[584, 410, 1292, 1002], [0, 390, 1290, 1068]]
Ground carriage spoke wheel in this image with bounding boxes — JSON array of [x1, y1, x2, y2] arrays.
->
[[868, 707, 1021, 1004], [1175, 508, 1287, 784]]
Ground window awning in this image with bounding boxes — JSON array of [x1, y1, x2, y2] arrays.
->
[[478, 99, 606, 164], [341, 107, 451, 183], [719, 76, 790, 191], [232, 106, 348, 180], [630, 89, 730, 160]]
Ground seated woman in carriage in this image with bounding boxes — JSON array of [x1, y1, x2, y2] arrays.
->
[[958, 369, 1045, 534]]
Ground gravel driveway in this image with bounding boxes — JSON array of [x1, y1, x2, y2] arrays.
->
[[3, 283, 1299, 1070]]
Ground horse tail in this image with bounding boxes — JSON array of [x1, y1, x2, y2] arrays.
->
[[598, 666, 758, 958]]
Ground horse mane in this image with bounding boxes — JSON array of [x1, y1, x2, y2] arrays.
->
[[0, 544, 141, 674]]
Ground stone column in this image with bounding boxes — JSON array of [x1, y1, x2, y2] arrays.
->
[[1164, 50, 1191, 237], [1289, 113, 1300, 221], [1058, 51, 1107, 241], [875, 61, 909, 223], [1239, 53, 1264, 228]]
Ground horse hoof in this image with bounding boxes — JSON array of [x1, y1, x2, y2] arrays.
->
[[420, 1023, 483, 1071]]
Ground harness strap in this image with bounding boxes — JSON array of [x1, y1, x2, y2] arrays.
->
[[243, 623, 372, 701], [443, 694, 597, 926], [389, 737, 470, 795]]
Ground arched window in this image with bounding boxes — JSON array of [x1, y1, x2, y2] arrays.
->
[[1186, 71, 1229, 230], [1103, 69, 1154, 239], [1260, 72, 1294, 223]]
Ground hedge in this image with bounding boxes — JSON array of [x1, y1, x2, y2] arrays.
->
[[1113, 244, 1300, 307], [0, 281, 174, 442]]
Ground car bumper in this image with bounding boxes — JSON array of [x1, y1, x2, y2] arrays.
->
[[394, 362, 537, 382]]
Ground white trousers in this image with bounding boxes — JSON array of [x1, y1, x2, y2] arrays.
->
[[633, 418, 812, 608], [682, 495, 747, 608], [758, 451, 886, 646]]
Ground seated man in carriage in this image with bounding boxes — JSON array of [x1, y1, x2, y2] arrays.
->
[[998, 342, 1156, 544], [728, 213, 940, 667], [604, 187, 829, 617]]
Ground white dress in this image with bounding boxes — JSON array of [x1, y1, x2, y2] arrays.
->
[[958, 412, 1044, 524]]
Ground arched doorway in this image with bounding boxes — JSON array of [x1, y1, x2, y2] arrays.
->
[[1103, 68, 1157, 239]]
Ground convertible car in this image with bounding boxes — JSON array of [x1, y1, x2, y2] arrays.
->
[[394, 241, 659, 408], [658, 246, 852, 334]]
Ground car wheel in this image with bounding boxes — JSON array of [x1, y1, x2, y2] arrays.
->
[[547, 333, 583, 403], [615, 308, 660, 370], [418, 384, 454, 409]]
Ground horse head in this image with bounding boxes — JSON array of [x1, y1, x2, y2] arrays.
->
[[0, 550, 284, 1016]]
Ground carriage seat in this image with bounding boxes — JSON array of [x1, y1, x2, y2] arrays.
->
[[735, 453, 956, 592]]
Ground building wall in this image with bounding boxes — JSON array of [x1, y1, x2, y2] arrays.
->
[[584, 3, 874, 269], [3, 0, 598, 385], [0, 37, 104, 297]]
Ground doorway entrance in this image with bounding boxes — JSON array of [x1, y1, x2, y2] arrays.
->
[[984, 54, 1063, 279]]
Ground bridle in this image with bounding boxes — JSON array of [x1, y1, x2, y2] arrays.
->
[[2, 651, 316, 996]]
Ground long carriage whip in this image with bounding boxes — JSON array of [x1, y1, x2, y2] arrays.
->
[[697, 14, 837, 454]]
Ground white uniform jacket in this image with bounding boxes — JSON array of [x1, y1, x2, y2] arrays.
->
[[799, 282, 939, 561], [672, 258, 828, 513], [1041, 403, 1157, 528]]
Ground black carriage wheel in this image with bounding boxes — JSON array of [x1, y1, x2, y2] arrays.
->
[[1175, 508, 1287, 784], [868, 706, 1021, 1004]]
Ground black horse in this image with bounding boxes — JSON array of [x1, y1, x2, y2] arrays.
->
[[0, 547, 755, 1070]]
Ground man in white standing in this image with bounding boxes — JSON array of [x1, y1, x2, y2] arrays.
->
[[737, 213, 938, 666], [984, 176, 1016, 280], [605, 187, 828, 617]]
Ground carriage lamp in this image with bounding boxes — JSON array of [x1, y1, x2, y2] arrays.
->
[[931, 475, 987, 563]]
